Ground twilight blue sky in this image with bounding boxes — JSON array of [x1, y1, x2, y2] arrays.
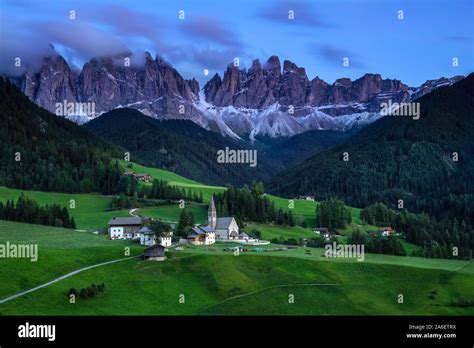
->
[[0, 0, 472, 86]]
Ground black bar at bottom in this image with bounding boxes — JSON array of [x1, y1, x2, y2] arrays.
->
[[0, 316, 472, 346]]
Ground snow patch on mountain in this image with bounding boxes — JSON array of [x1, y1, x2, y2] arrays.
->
[[191, 98, 383, 139], [194, 91, 242, 140]]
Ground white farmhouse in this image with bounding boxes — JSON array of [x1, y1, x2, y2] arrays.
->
[[108, 217, 142, 240]]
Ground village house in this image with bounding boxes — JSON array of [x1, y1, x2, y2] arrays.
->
[[135, 173, 152, 182], [298, 195, 315, 201], [313, 227, 330, 240], [139, 226, 155, 246], [143, 244, 166, 261], [139, 226, 174, 247], [124, 171, 152, 183], [108, 217, 143, 240], [381, 227, 395, 237], [160, 231, 173, 247], [187, 226, 215, 245], [239, 231, 250, 241]]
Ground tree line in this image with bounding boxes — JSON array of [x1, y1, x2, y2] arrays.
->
[[349, 228, 406, 256], [315, 199, 352, 232], [116, 174, 203, 206], [213, 181, 295, 226], [0, 195, 76, 228], [361, 202, 473, 260]]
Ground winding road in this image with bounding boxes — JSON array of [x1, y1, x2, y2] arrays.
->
[[129, 208, 140, 217], [0, 255, 140, 305]]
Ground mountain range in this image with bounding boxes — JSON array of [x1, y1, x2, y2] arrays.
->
[[13, 50, 464, 139]]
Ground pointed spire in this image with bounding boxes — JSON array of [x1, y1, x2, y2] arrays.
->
[[208, 195, 216, 213]]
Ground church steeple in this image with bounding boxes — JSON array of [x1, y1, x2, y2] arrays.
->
[[208, 196, 217, 229]]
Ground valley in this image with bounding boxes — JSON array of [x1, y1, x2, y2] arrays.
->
[[0, 52, 472, 318], [0, 159, 472, 316], [0, 1, 473, 344]]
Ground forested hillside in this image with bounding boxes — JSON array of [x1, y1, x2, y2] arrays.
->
[[251, 129, 355, 170], [269, 74, 474, 230], [85, 108, 278, 186], [0, 77, 124, 194]]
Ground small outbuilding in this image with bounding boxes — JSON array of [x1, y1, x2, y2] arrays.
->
[[143, 244, 166, 261]]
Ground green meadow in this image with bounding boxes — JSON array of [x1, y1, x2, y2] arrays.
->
[[0, 220, 472, 315], [0, 186, 130, 231], [120, 160, 226, 202], [180, 242, 474, 273], [0, 220, 142, 299], [0, 220, 473, 316], [247, 223, 316, 240]]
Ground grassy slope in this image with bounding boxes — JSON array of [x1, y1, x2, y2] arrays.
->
[[0, 220, 142, 298], [0, 220, 472, 315], [0, 187, 130, 231], [181, 242, 474, 273], [247, 223, 316, 240], [1, 251, 472, 315], [0, 186, 208, 230], [121, 161, 225, 202]]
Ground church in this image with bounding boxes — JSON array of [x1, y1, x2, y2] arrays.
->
[[187, 196, 248, 245]]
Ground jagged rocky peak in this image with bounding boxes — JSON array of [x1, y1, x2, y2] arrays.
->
[[204, 73, 222, 101], [249, 59, 263, 75], [187, 78, 200, 96], [210, 63, 242, 106], [263, 56, 281, 88], [19, 49, 200, 118], [264, 55, 281, 74], [279, 60, 309, 106], [204, 55, 310, 108], [408, 75, 464, 100], [334, 77, 352, 87], [282, 59, 306, 77], [203, 55, 417, 109], [306, 76, 330, 105], [21, 52, 78, 112]]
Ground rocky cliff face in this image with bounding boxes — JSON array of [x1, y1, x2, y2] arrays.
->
[[204, 56, 410, 112], [16, 51, 464, 139], [21, 54, 78, 112], [21, 51, 200, 122]]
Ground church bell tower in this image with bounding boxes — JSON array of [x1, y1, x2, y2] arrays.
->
[[208, 196, 217, 229]]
